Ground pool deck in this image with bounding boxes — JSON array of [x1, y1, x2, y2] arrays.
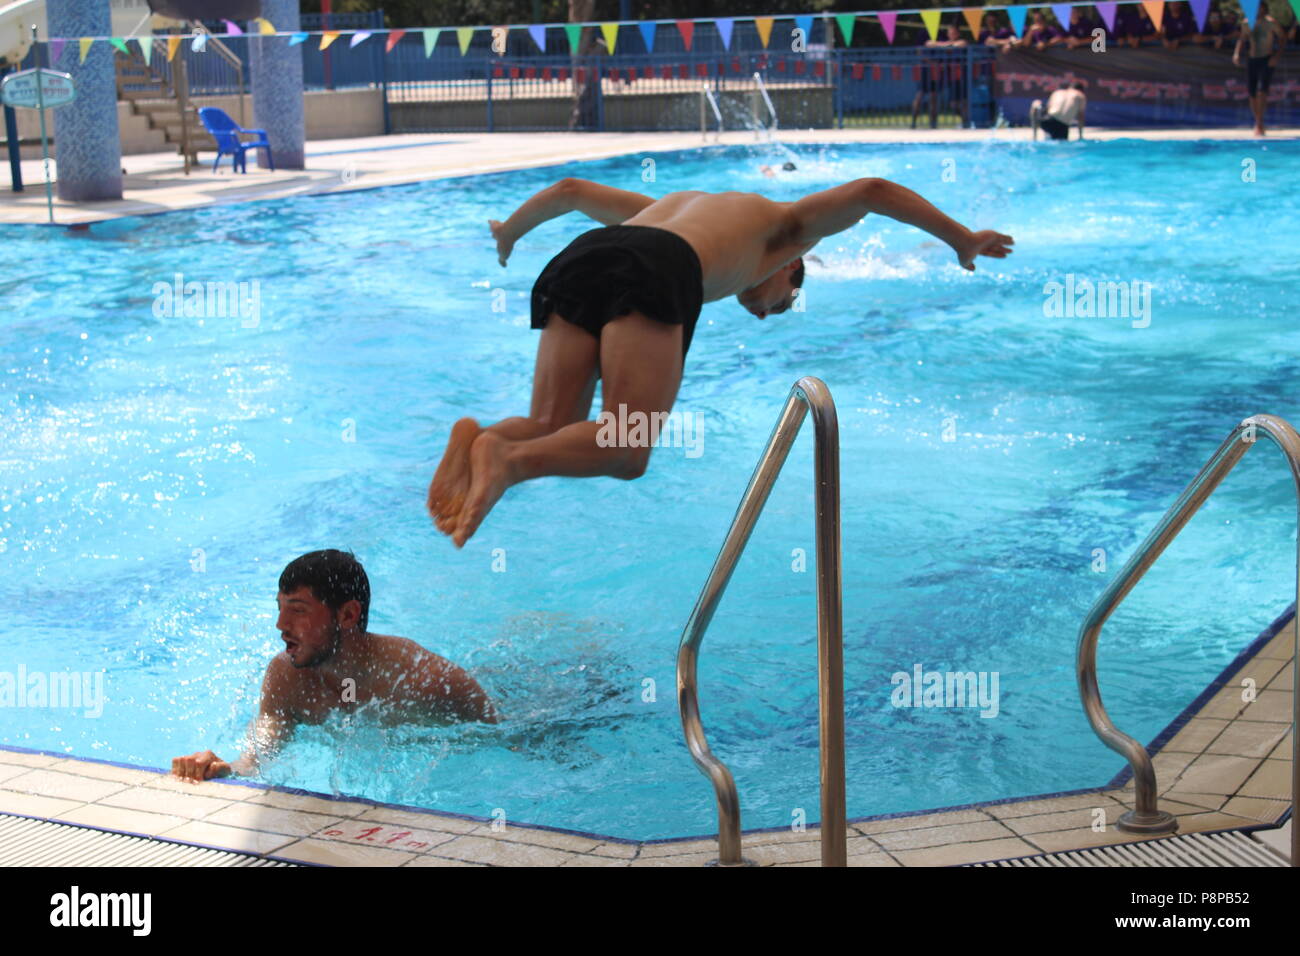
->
[[1, 126, 1297, 227], [0, 619, 1290, 867]]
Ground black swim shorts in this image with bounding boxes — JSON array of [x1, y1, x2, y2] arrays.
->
[[530, 224, 705, 361], [1247, 56, 1274, 96]]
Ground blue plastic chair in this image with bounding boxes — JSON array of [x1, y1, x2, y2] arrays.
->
[[198, 107, 274, 174]]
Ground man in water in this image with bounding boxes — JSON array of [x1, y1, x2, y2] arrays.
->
[[427, 177, 1014, 547], [171, 550, 497, 781], [1234, 11, 1287, 136], [1031, 81, 1087, 140]]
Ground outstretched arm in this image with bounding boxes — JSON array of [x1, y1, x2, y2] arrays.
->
[[489, 178, 655, 266], [786, 177, 1013, 271]]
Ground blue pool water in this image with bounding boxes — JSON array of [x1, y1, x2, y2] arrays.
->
[[2, 140, 1298, 840]]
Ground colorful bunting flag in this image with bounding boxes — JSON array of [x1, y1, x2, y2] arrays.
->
[[600, 22, 619, 54], [676, 20, 694, 51], [962, 7, 983, 37], [137, 36, 152, 65], [222, 20, 243, 36], [319, 31, 340, 51], [166, 36, 181, 61], [1290, 0, 1300, 25], [109, 37, 129, 55], [1007, 6, 1029, 36], [49, 37, 66, 64], [795, 14, 813, 39], [878, 11, 897, 44], [422, 28, 440, 56], [1238, 0, 1261, 26], [1189, 0, 1211, 31], [638, 22, 656, 51], [921, 9, 942, 39], [755, 17, 774, 48], [564, 23, 581, 51], [79, 37, 94, 62], [1050, 4, 1072, 29], [191, 32, 207, 52], [835, 14, 856, 45], [254, 17, 275, 35], [350, 30, 371, 48], [1141, 0, 1165, 30], [386, 29, 406, 52], [1095, 1, 1118, 31], [717, 17, 735, 50], [457, 27, 473, 55], [529, 25, 546, 52], [289, 32, 308, 46]]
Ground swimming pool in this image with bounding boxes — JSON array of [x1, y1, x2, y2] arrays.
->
[[1, 139, 1297, 841]]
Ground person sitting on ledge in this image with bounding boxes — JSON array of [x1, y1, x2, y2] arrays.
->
[[1031, 81, 1087, 140], [171, 549, 498, 781]]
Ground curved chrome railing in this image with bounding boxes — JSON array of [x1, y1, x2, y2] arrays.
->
[[1077, 414, 1300, 866], [676, 376, 845, 867]]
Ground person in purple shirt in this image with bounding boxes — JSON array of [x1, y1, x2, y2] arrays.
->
[[979, 12, 1017, 52], [1162, 1, 1197, 49], [1023, 11, 1064, 50], [1196, 8, 1239, 47], [1065, 6, 1100, 49]]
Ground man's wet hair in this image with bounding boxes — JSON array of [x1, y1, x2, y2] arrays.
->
[[792, 259, 805, 288], [279, 549, 370, 632], [1071, 80, 1085, 90], [781, 161, 797, 171]]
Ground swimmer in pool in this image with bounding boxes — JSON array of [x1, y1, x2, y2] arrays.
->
[[171, 549, 497, 781], [427, 178, 1014, 547]]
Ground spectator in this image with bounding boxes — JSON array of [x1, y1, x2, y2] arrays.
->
[[1197, 9, 1240, 48], [1023, 10, 1065, 50], [914, 25, 966, 129], [1163, 1, 1197, 49], [979, 12, 1017, 52], [1065, 6, 1100, 49], [1131, 5, 1160, 46]]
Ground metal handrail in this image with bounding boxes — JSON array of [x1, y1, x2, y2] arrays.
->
[[189, 21, 246, 126], [1077, 414, 1300, 867], [676, 376, 845, 867]]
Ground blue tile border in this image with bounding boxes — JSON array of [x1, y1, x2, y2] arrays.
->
[[2, 601, 1292, 850]]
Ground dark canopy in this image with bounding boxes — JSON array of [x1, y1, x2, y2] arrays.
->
[[147, 1, 262, 21]]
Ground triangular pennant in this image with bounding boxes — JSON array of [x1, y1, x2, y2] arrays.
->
[[1141, 0, 1165, 30], [529, 25, 546, 52], [136, 36, 152, 65], [191, 32, 207, 52], [676, 20, 694, 51], [49, 37, 66, 64], [1051, 4, 1072, 29], [1095, 1, 1118, 31], [422, 28, 440, 56], [289, 32, 308, 46], [1188, 0, 1211, 31], [638, 22, 656, 51], [563, 23, 581, 51], [878, 12, 897, 44], [319, 31, 340, 51], [795, 14, 813, 40], [386, 29, 406, 53], [600, 22, 618, 54], [457, 27, 473, 55], [79, 37, 94, 62], [222, 20, 243, 36], [1007, 6, 1029, 36], [962, 8, 983, 37], [717, 17, 734, 50], [835, 14, 856, 45], [109, 37, 129, 55], [350, 30, 371, 48], [1238, 0, 1261, 26], [1290, 0, 1300, 25], [166, 35, 181, 61], [254, 17, 275, 35], [755, 17, 774, 48], [921, 9, 942, 40]]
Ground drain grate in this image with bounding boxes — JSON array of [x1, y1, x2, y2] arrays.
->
[[0, 813, 301, 867], [969, 830, 1287, 868]]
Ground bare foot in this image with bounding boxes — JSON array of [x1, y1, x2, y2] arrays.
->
[[427, 418, 482, 536], [452, 430, 516, 548]]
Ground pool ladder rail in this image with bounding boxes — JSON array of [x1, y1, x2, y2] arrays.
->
[[676, 376, 846, 867], [1077, 414, 1300, 867]]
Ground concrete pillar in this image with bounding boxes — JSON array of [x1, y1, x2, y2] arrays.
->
[[46, 0, 122, 201], [248, 0, 305, 170]]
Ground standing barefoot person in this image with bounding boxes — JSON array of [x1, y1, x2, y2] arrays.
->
[[427, 177, 1014, 547], [1234, 11, 1287, 136]]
